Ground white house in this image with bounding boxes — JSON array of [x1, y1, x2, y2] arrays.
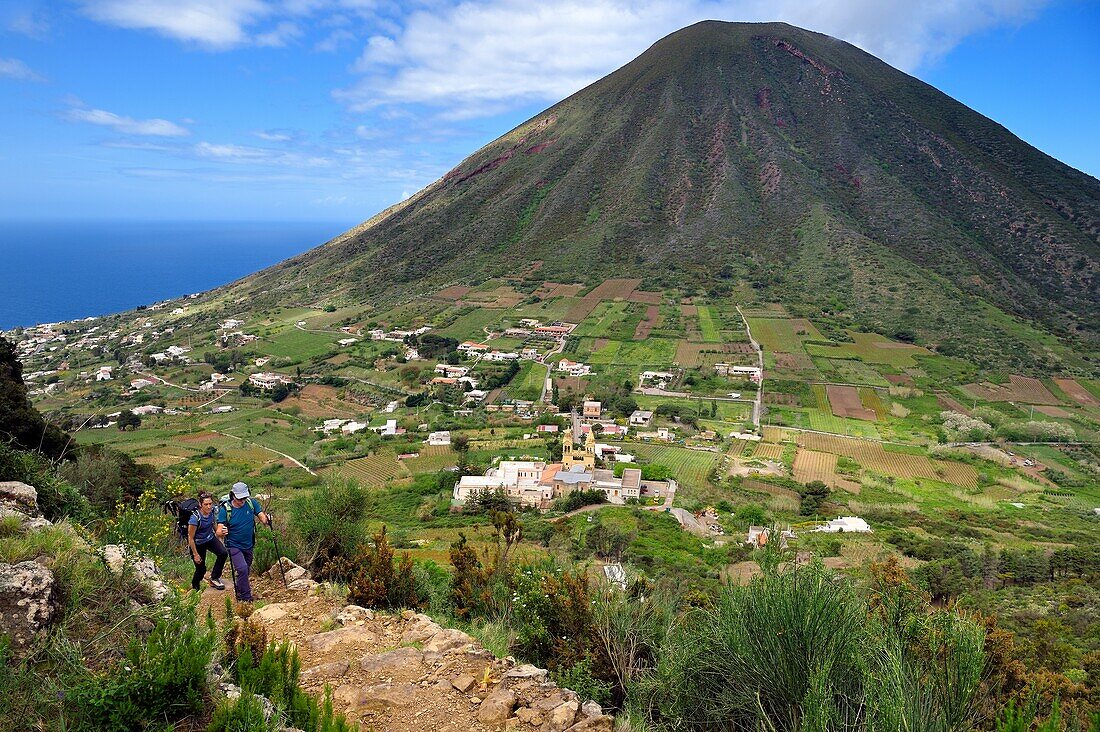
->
[[338, 338, 359, 346], [815, 516, 872, 533], [484, 351, 519, 362], [427, 431, 451, 446], [130, 378, 156, 390], [322, 419, 349, 433], [249, 372, 293, 390], [715, 364, 763, 383], [131, 405, 163, 416], [629, 410, 654, 427], [211, 405, 234, 414], [341, 421, 368, 435], [95, 366, 114, 381], [435, 364, 470, 378], [373, 419, 400, 436], [458, 341, 489, 353], [166, 345, 190, 357], [557, 359, 592, 376]]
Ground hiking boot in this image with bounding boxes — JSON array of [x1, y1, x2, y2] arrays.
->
[[209, 579, 226, 590]]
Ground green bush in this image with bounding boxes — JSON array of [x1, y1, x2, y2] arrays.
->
[[290, 478, 368, 572], [230, 639, 354, 732], [636, 562, 986, 731], [554, 657, 613, 706], [67, 595, 218, 731]]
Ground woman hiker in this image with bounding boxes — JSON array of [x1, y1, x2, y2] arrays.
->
[[217, 481, 270, 602], [188, 492, 228, 591]]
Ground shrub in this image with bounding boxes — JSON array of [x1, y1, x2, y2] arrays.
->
[[553, 657, 613, 706], [290, 479, 368, 572], [343, 525, 420, 610], [0, 440, 89, 521], [554, 489, 607, 513], [636, 562, 986, 732], [67, 595, 218, 731]]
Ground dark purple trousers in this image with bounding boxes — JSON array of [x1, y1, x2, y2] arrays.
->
[[228, 547, 254, 601]]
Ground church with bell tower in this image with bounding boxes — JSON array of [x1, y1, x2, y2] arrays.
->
[[562, 428, 596, 471]]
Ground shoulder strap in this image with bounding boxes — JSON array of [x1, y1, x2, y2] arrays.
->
[[221, 500, 232, 524]]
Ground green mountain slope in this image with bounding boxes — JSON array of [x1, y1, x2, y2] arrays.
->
[[238, 21, 1099, 366]]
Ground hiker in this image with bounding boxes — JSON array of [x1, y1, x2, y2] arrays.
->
[[217, 481, 270, 602], [187, 492, 227, 592]]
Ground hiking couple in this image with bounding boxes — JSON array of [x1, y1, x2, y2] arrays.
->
[[187, 481, 271, 602]]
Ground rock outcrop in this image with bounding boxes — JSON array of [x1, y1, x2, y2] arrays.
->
[[101, 544, 169, 602], [0, 560, 56, 658], [0, 481, 52, 530]]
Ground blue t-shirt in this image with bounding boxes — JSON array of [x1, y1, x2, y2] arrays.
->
[[217, 498, 261, 550], [188, 509, 217, 544]]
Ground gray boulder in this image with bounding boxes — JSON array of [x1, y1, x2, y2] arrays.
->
[[0, 481, 39, 516], [101, 544, 170, 602], [0, 560, 56, 658]]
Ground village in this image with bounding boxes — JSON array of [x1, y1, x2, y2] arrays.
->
[[9, 274, 1094, 577]]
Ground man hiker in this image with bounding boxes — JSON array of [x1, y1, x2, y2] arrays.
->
[[188, 491, 228, 592], [217, 481, 270, 602]]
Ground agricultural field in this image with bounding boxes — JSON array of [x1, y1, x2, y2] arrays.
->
[[792, 449, 839, 486], [262, 328, 340, 360], [621, 442, 718, 489], [695, 305, 722, 343], [745, 317, 823, 353], [323, 450, 408, 486], [573, 301, 646, 340], [804, 331, 931, 368], [401, 445, 459, 474], [434, 307, 502, 339], [960, 375, 1062, 405]]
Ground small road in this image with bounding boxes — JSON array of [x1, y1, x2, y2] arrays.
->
[[538, 339, 567, 404], [135, 370, 202, 393], [735, 305, 764, 429], [212, 429, 317, 476]]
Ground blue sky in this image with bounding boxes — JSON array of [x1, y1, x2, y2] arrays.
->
[[0, 0, 1097, 223]]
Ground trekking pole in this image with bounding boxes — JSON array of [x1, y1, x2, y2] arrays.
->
[[268, 515, 288, 589]]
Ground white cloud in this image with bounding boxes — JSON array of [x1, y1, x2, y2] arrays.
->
[[337, 0, 1049, 116], [194, 141, 331, 167], [79, 0, 271, 49], [255, 20, 302, 47], [0, 57, 45, 82], [7, 9, 50, 38], [253, 129, 295, 142], [68, 107, 191, 137]]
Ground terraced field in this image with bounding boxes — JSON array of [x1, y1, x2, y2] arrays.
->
[[695, 305, 721, 343], [793, 449, 839, 486], [623, 443, 718, 488], [325, 451, 409, 486], [804, 331, 931, 368], [792, 432, 979, 487], [751, 443, 785, 461], [402, 445, 459, 474]]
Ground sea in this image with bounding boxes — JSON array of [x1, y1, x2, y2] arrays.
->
[[0, 220, 355, 330]]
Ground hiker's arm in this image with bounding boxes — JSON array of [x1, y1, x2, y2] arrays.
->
[[187, 524, 200, 562], [258, 510, 271, 527]]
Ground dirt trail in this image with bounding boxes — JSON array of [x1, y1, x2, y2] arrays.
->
[[201, 566, 613, 732]]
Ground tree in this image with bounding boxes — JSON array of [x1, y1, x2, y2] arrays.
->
[[452, 433, 470, 462], [117, 409, 142, 431], [798, 480, 829, 515], [0, 336, 70, 458], [735, 504, 767, 526]]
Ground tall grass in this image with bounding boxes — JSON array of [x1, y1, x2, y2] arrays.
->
[[634, 562, 987, 731]]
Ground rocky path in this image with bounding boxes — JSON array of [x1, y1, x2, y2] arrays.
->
[[207, 566, 614, 732]]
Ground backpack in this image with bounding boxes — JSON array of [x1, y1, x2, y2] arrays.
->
[[163, 497, 200, 542]]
